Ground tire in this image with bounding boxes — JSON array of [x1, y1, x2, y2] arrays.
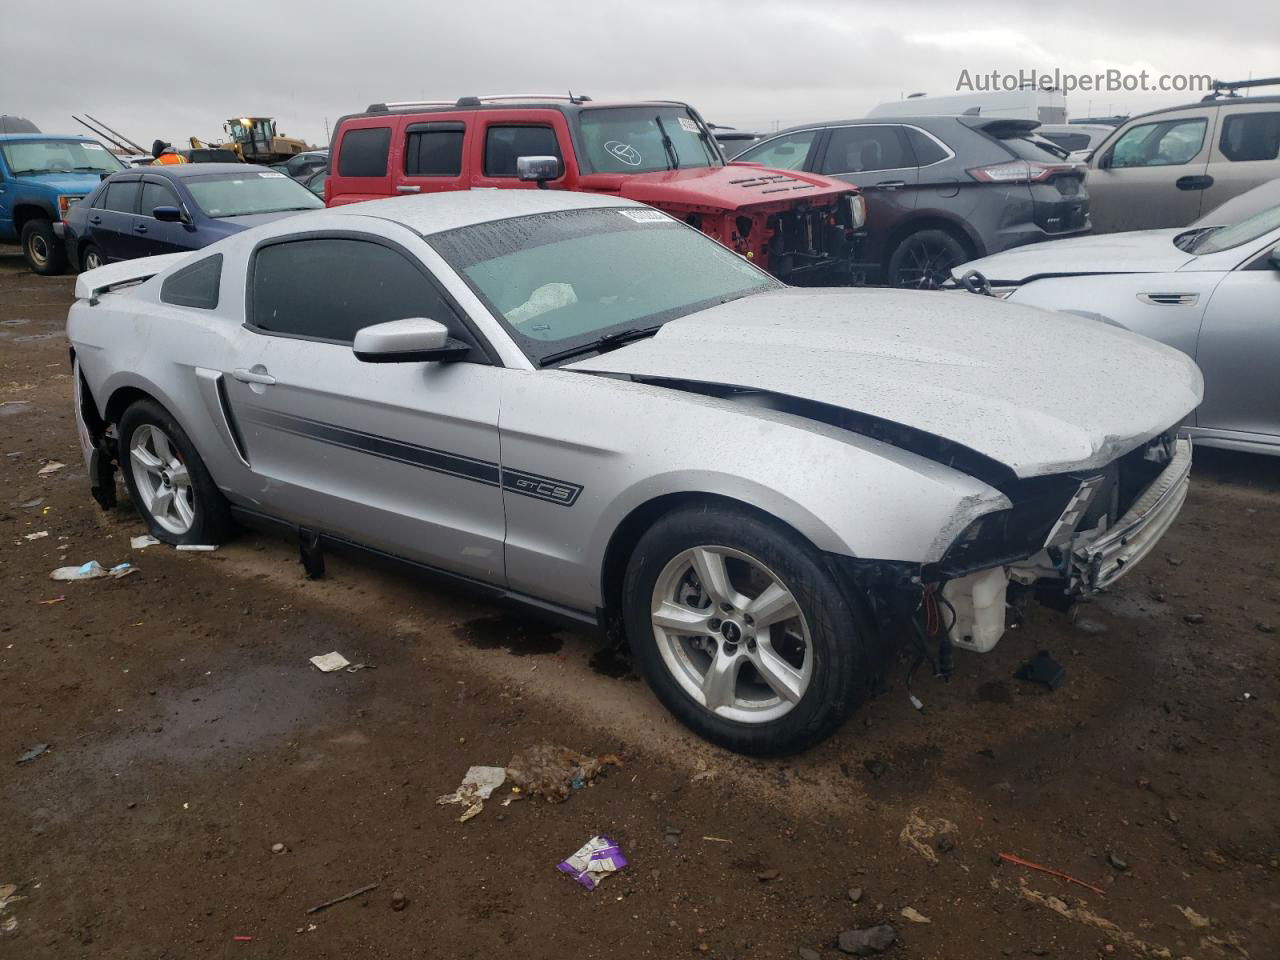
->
[[118, 399, 231, 546], [21, 219, 67, 276], [886, 228, 969, 290], [80, 243, 104, 272], [622, 504, 868, 755]]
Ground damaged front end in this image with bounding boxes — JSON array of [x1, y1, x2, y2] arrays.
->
[[820, 429, 1191, 706], [876, 429, 1192, 656]]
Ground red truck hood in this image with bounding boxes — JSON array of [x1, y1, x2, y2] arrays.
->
[[588, 164, 855, 213]]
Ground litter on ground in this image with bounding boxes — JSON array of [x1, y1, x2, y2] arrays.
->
[[131, 535, 160, 549], [557, 835, 628, 891], [49, 561, 134, 582], [23, 531, 48, 541], [436, 765, 507, 822], [505, 743, 623, 802], [176, 544, 218, 552], [36, 461, 65, 476], [309, 652, 351, 672], [16, 744, 49, 765]]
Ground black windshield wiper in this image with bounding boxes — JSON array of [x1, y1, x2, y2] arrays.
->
[[654, 115, 680, 171], [539, 325, 662, 367]]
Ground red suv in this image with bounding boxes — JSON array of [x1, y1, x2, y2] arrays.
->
[[326, 95, 866, 284]]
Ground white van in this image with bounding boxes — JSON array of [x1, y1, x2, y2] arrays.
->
[[868, 89, 1067, 123]]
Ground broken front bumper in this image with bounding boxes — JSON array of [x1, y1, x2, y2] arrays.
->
[[1069, 436, 1192, 592]]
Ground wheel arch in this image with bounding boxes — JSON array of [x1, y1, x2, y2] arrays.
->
[[597, 490, 835, 629], [13, 202, 54, 233], [883, 213, 982, 271]]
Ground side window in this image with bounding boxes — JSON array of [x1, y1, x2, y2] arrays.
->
[[102, 180, 141, 214], [1109, 118, 1207, 168], [483, 125, 561, 177], [1220, 112, 1280, 162], [820, 125, 912, 174], [405, 122, 465, 176], [905, 127, 949, 166], [249, 237, 459, 343], [337, 127, 391, 177], [736, 131, 819, 171], [139, 181, 180, 217], [160, 254, 222, 310]]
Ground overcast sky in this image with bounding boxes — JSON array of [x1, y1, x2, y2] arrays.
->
[[3, 0, 1276, 149]]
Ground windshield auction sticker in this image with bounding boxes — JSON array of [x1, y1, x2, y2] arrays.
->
[[619, 209, 669, 223]]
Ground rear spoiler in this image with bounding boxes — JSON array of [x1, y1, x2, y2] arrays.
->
[[74, 252, 193, 304], [961, 117, 1042, 136]]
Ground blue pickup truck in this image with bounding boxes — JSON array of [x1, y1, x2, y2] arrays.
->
[[0, 134, 126, 274]]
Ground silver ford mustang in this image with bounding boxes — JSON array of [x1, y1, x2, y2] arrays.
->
[[68, 190, 1202, 754]]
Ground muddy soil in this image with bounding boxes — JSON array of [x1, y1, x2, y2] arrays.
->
[[1, 246, 1277, 959]]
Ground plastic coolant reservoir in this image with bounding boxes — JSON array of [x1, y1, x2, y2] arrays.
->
[[943, 567, 1009, 653]]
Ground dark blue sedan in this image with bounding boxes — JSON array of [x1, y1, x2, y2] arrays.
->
[[61, 163, 324, 270]]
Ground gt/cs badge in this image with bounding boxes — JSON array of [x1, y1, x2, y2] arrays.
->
[[502, 469, 583, 507]]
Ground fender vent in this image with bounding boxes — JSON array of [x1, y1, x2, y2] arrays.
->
[[1137, 292, 1199, 306]]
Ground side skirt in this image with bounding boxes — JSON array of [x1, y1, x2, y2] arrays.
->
[[228, 506, 603, 633]]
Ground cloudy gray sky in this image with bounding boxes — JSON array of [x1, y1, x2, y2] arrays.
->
[[3, 0, 1276, 148]]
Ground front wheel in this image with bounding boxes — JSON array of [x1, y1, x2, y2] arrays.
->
[[21, 219, 67, 276], [118, 399, 231, 545], [80, 243, 105, 272], [886, 228, 969, 289], [623, 505, 868, 755]]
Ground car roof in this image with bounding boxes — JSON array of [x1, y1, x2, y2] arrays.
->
[[765, 115, 964, 137], [116, 163, 274, 179], [329, 189, 644, 235], [0, 133, 97, 143], [1122, 94, 1280, 124]]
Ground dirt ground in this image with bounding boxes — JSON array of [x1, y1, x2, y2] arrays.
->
[[1, 246, 1277, 960]]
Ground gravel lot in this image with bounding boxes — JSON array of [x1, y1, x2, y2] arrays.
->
[[1, 246, 1277, 959]]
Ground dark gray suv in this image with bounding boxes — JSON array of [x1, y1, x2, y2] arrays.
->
[[733, 116, 1090, 287]]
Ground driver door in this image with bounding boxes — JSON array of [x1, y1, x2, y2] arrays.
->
[[220, 228, 508, 584]]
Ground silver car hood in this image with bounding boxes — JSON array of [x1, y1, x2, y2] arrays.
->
[[955, 229, 1196, 282], [568, 288, 1203, 479]]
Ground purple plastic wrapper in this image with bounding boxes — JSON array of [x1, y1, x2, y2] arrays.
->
[[556, 834, 628, 890]]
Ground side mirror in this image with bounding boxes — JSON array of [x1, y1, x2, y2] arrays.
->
[[516, 155, 562, 188], [1097, 151, 1112, 170], [153, 205, 185, 222], [352, 317, 470, 363], [1270, 246, 1280, 270]]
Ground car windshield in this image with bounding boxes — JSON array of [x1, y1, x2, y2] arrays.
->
[[184, 171, 324, 218], [1189, 203, 1280, 254], [0, 139, 124, 176], [429, 207, 780, 365], [575, 106, 723, 174]]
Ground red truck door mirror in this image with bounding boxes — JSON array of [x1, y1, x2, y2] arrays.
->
[[517, 155, 562, 188]]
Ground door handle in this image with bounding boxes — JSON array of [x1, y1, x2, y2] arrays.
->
[[232, 368, 276, 385], [1176, 175, 1214, 191], [89, 215, 102, 225], [396, 185, 422, 193], [133, 223, 148, 234], [873, 180, 907, 191]]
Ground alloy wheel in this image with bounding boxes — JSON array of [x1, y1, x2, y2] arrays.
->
[[894, 240, 957, 289], [650, 546, 813, 723], [129, 424, 196, 535]]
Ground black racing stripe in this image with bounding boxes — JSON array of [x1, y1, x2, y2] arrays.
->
[[245, 409, 500, 486], [243, 408, 585, 507]]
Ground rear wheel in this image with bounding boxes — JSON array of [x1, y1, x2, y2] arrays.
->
[[118, 400, 230, 545], [886, 228, 969, 289], [80, 243, 104, 272], [623, 505, 868, 755], [21, 219, 66, 276]]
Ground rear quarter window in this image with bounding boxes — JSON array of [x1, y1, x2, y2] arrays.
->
[[160, 254, 222, 310], [1220, 112, 1280, 162], [337, 127, 391, 177]]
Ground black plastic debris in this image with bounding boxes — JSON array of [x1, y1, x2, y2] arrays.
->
[[1014, 650, 1066, 690]]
